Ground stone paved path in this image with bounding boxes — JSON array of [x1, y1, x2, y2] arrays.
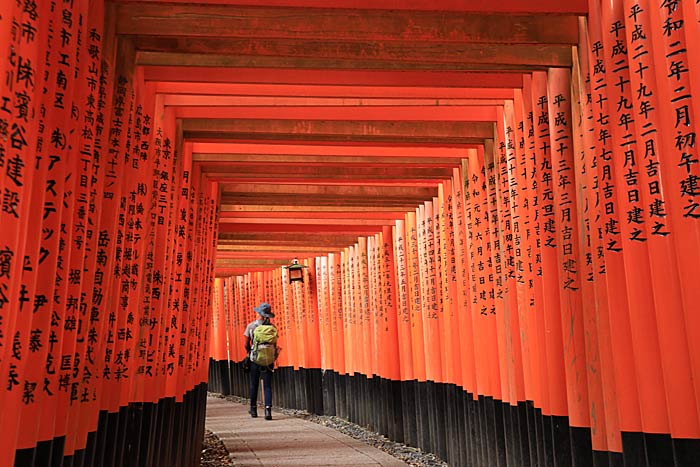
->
[[206, 396, 409, 467]]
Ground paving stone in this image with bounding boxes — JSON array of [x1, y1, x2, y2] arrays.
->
[[207, 396, 409, 467]]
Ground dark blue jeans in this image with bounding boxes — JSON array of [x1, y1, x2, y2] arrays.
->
[[249, 362, 273, 407]]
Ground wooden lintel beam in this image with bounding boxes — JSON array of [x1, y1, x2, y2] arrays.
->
[[219, 194, 431, 205], [215, 249, 333, 255], [154, 82, 515, 99], [182, 119, 493, 142], [216, 243, 364, 252], [218, 232, 366, 242], [218, 183, 438, 197], [189, 135, 486, 146], [193, 154, 464, 165], [219, 204, 422, 213], [218, 218, 396, 226], [216, 252, 338, 259], [218, 245, 338, 252], [142, 67, 524, 88], [118, 5, 579, 44], [173, 105, 499, 121], [208, 177, 446, 185], [133, 37, 572, 68], [163, 95, 508, 107], [214, 259, 292, 266], [191, 142, 476, 158], [219, 210, 406, 219], [190, 139, 486, 150], [219, 199, 426, 208], [215, 269, 273, 277], [216, 237, 365, 246], [115, 0, 587, 14], [135, 51, 556, 71], [218, 223, 382, 234], [199, 163, 454, 177], [195, 158, 460, 168]]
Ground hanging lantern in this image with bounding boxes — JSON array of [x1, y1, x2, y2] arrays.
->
[[284, 258, 307, 283]]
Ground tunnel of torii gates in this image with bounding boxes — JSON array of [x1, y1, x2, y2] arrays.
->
[[3, 0, 700, 466]]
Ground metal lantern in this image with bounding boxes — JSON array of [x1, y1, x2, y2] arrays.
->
[[285, 258, 307, 283]]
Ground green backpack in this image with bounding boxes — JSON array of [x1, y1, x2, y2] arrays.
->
[[251, 324, 278, 366]]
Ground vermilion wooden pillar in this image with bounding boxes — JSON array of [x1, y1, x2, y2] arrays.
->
[[303, 258, 321, 370], [462, 153, 489, 400], [4, 0, 56, 460], [570, 25, 617, 456], [498, 103, 526, 409], [531, 71, 569, 424], [546, 67, 592, 465], [520, 75, 549, 419], [507, 97, 534, 408], [381, 225, 400, 382], [646, 0, 700, 435], [435, 184, 452, 384], [451, 166, 476, 395], [329, 252, 346, 377], [393, 220, 414, 382], [405, 210, 426, 384]]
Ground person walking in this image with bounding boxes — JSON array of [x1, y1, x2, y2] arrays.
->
[[244, 302, 278, 420]]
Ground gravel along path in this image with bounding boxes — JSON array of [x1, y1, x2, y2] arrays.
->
[[201, 429, 235, 467]]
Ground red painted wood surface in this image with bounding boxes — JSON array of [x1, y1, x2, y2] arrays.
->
[[6, 0, 700, 464]]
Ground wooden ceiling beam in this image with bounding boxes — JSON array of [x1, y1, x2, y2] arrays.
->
[[201, 160, 459, 169], [182, 119, 493, 143], [218, 184, 438, 197], [219, 204, 411, 212], [214, 260, 334, 268], [219, 211, 406, 219], [208, 176, 447, 184], [191, 142, 478, 158], [219, 198, 427, 208], [218, 223, 383, 234], [189, 138, 485, 149], [218, 217, 396, 225], [218, 247, 339, 254], [154, 82, 515, 99], [194, 154, 464, 165], [114, 0, 587, 14], [216, 255, 340, 263], [214, 258, 294, 266], [197, 163, 454, 178], [215, 269, 275, 277], [188, 136, 484, 146], [218, 232, 368, 242], [135, 51, 560, 71], [142, 66, 524, 87], [216, 240, 360, 248], [219, 189, 438, 202], [163, 95, 507, 107], [132, 37, 572, 68], [173, 105, 499, 121], [118, 4, 579, 44]]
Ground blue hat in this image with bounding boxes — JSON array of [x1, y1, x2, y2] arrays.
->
[[254, 302, 274, 318]]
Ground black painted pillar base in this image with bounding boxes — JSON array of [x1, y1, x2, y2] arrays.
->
[[14, 383, 207, 467], [208, 363, 700, 467]]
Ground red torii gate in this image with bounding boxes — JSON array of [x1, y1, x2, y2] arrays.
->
[[2, 1, 700, 466]]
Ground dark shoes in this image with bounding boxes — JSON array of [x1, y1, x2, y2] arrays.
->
[[249, 405, 270, 419]]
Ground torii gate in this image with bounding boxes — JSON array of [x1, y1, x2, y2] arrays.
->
[[1, 1, 700, 466]]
